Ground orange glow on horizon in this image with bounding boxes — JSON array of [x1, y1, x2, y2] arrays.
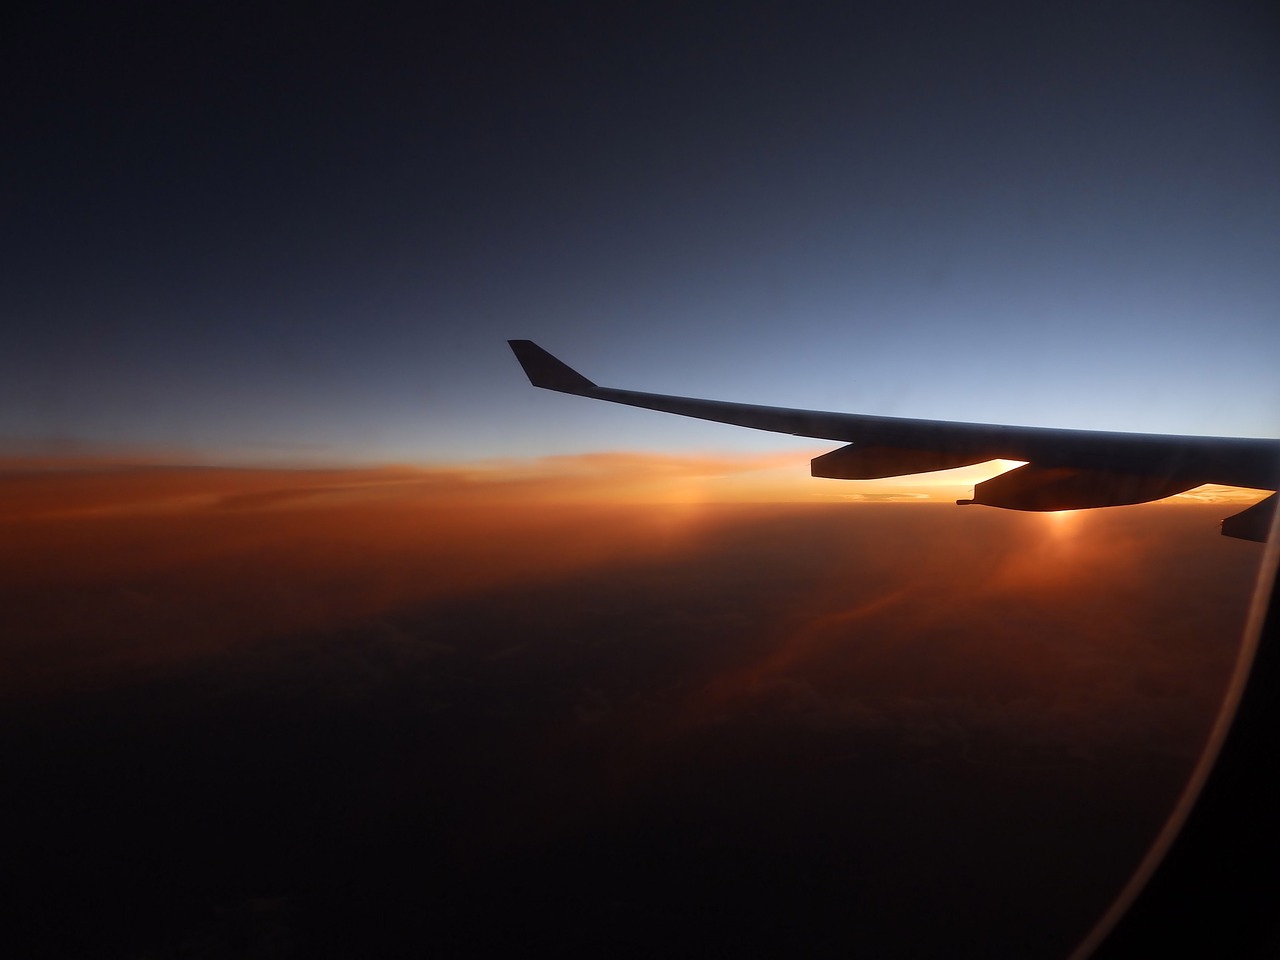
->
[[1045, 508, 1080, 529], [2, 453, 1264, 514], [0, 452, 1265, 701]]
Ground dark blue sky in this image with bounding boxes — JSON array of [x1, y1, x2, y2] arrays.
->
[[5, 1, 1278, 464]]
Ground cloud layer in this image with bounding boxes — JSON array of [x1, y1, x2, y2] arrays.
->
[[1, 456, 1266, 957]]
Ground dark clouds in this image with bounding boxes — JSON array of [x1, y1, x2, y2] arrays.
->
[[1, 463, 1263, 956]]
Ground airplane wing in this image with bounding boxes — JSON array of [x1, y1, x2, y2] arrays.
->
[[508, 340, 1279, 541]]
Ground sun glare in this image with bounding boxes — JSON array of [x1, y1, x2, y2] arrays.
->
[[1045, 509, 1080, 536]]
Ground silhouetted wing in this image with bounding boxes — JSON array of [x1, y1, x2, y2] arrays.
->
[[508, 340, 1279, 540]]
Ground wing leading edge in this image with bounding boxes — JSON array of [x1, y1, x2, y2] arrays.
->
[[508, 340, 1279, 541]]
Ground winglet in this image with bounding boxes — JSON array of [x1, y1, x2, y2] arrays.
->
[[508, 340, 598, 394]]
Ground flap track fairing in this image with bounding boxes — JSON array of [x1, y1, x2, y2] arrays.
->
[[960, 463, 1199, 512]]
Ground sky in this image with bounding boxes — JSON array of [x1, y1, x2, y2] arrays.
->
[[4, 1, 1278, 467], [3, 4, 1279, 956]]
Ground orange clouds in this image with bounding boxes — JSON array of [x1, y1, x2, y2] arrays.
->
[[608, 500, 1261, 759], [470, 449, 822, 503], [2, 454, 1268, 960], [0, 456, 791, 693], [0, 453, 1265, 708]]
